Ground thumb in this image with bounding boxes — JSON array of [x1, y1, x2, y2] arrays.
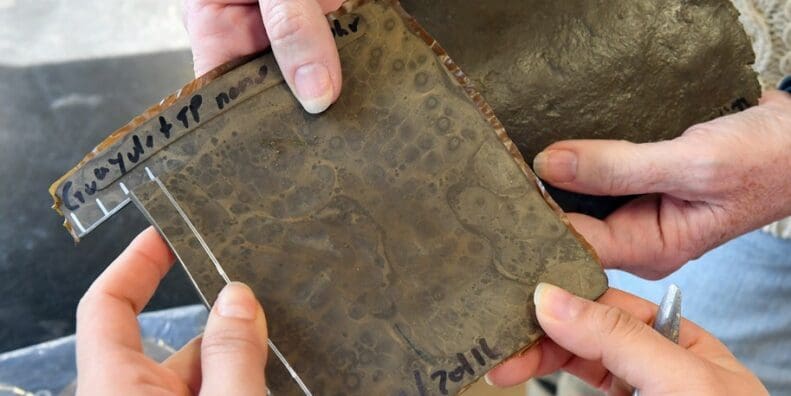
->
[[534, 283, 696, 392], [200, 282, 269, 396], [533, 139, 700, 197], [258, 0, 343, 114]]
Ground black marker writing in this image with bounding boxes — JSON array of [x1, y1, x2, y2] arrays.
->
[[413, 370, 428, 396], [176, 94, 203, 128], [108, 152, 127, 175], [470, 348, 486, 366], [332, 19, 349, 36], [84, 181, 97, 195], [331, 16, 361, 37], [61, 181, 79, 211], [447, 353, 474, 382], [349, 16, 361, 32], [414, 338, 502, 395], [478, 338, 501, 359], [430, 371, 447, 395], [94, 167, 109, 180], [73, 190, 85, 204], [63, 87, 209, 216], [158, 116, 173, 139], [127, 135, 145, 163], [216, 65, 269, 110]]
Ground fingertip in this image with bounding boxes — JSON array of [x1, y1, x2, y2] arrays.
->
[[533, 149, 578, 183], [534, 282, 584, 324], [134, 225, 162, 244], [294, 62, 336, 113], [215, 282, 259, 320], [483, 372, 494, 386], [133, 226, 175, 263], [533, 282, 550, 308], [201, 282, 269, 394]]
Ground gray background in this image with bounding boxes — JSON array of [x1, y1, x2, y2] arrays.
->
[[0, 0, 202, 351]]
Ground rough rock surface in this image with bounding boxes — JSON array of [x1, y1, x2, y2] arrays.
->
[[51, 2, 607, 394], [402, 0, 760, 216], [49, 0, 761, 393]]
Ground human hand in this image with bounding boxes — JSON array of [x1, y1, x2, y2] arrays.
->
[[183, 0, 344, 113], [485, 284, 768, 395], [75, 227, 270, 395], [533, 90, 791, 279]]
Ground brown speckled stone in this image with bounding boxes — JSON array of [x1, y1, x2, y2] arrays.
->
[[54, 2, 607, 394], [51, 0, 761, 393], [49, 0, 762, 392]]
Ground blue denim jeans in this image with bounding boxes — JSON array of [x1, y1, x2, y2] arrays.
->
[[608, 230, 791, 394]]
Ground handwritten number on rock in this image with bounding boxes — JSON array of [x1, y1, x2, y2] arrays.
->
[[413, 338, 502, 395]]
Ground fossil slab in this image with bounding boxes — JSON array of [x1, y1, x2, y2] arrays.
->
[[402, 0, 761, 217], [50, 1, 606, 394]]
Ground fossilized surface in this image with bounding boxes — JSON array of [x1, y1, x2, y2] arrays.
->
[[401, 0, 761, 216], [49, 1, 607, 394], [45, 0, 764, 393], [50, 0, 762, 231]]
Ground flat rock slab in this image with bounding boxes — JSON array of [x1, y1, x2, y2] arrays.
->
[[402, 0, 760, 217], [51, 1, 606, 394]]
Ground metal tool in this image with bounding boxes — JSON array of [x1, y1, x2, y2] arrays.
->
[[131, 167, 313, 396], [633, 284, 682, 396]]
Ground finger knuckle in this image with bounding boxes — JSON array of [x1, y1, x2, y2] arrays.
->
[[603, 170, 629, 194], [681, 123, 714, 138], [690, 155, 725, 192], [264, 2, 310, 44], [595, 305, 645, 340], [591, 141, 633, 194], [601, 163, 631, 194], [201, 328, 263, 359]]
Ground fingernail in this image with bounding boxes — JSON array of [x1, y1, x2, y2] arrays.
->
[[216, 282, 258, 320], [534, 282, 583, 321], [294, 63, 334, 114], [484, 373, 494, 386], [533, 150, 577, 183]]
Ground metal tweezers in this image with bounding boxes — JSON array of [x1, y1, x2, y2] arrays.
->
[[633, 284, 682, 396]]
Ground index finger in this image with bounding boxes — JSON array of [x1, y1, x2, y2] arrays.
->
[[76, 227, 175, 357]]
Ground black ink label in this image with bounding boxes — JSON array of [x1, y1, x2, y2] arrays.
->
[[413, 338, 501, 395], [216, 65, 269, 110]]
